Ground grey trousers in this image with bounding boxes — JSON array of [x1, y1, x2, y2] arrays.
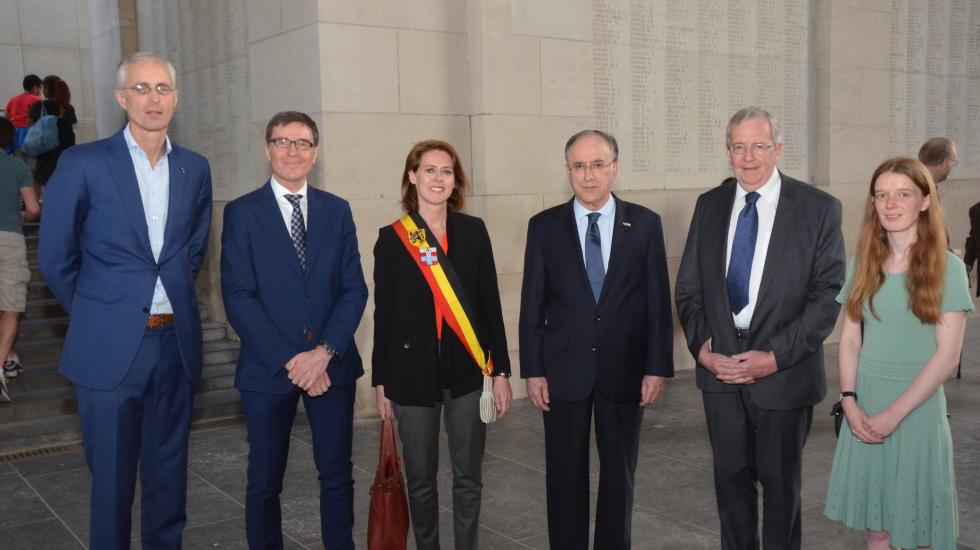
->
[[392, 389, 486, 550]]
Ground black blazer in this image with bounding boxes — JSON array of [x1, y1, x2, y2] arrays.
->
[[964, 201, 980, 296], [372, 211, 510, 406], [519, 195, 674, 403], [675, 173, 846, 410]]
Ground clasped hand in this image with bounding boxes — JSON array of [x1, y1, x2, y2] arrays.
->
[[285, 347, 333, 397], [842, 400, 900, 444], [699, 341, 777, 385]]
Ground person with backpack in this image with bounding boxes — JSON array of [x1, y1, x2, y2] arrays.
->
[[3, 74, 43, 154], [27, 76, 76, 190]]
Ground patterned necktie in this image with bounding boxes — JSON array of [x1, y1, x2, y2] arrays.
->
[[727, 191, 760, 314], [585, 212, 605, 302], [284, 194, 307, 270]]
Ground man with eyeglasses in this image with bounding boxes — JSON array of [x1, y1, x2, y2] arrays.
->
[[675, 106, 845, 550], [38, 51, 212, 549], [519, 129, 673, 549], [220, 111, 367, 549]]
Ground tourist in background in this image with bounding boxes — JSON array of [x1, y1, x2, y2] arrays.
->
[[3, 74, 42, 154], [28, 77, 76, 191], [825, 157, 971, 550], [0, 117, 40, 401]]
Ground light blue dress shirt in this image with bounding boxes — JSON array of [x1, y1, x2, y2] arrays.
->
[[124, 124, 173, 314], [573, 196, 616, 272]]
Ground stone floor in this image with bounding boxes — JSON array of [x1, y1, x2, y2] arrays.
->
[[1, 317, 978, 549]]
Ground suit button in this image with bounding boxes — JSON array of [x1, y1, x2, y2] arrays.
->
[[591, 346, 597, 352], [156, 264, 161, 272], [403, 341, 411, 349], [594, 315, 601, 321], [304, 292, 312, 299]]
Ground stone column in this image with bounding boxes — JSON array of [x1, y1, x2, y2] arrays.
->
[[88, 0, 138, 138]]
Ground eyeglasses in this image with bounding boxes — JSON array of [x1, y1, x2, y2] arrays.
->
[[728, 143, 777, 156], [267, 137, 316, 151], [568, 159, 616, 174], [120, 83, 175, 96]]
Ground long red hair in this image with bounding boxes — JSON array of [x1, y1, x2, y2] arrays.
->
[[846, 157, 946, 323]]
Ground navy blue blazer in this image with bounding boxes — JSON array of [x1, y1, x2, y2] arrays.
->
[[38, 129, 212, 390], [221, 182, 368, 394], [519, 195, 674, 402]]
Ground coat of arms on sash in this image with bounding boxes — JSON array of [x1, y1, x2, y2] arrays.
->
[[408, 228, 426, 248], [420, 247, 438, 266]]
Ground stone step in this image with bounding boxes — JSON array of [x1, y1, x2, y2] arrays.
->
[[6, 357, 238, 393], [0, 388, 245, 456], [15, 334, 239, 368], [27, 280, 52, 300], [0, 385, 77, 423], [15, 318, 225, 345], [23, 297, 65, 319], [0, 360, 241, 423], [3, 360, 63, 392], [21, 298, 208, 321], [17, 315, 68, 340]]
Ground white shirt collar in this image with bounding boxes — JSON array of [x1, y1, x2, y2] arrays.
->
[[573, 194, 616, 219], [123, 123, 172, 159], [735, 169, 781, 201], [270, 176, 308, 200]]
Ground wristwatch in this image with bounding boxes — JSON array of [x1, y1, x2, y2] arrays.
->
[[839, 391, 857, 401], [494, 371, 511, 378], [318, 341, 337, 357]]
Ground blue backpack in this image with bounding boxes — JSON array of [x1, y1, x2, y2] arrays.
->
[[21, 102, 60, 157]]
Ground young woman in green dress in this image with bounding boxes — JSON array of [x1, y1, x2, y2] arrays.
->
[[824, 157, 973, 550]]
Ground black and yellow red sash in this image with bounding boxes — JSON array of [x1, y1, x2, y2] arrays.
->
[[391, 212, 494, 378]]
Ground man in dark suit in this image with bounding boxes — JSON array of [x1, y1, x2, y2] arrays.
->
[[38, 52, 212, 549], [519, 130, 673, 550], [965, 201, 979, 297], [675, 106, 845, 550], [221, 111, 367, 549]]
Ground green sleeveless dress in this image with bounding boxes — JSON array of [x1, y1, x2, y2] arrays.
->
[[824, 252, 973, 550]]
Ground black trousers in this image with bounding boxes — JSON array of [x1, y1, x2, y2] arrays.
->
[[543, 391, 644, 550], [702, 387, 813, 550]]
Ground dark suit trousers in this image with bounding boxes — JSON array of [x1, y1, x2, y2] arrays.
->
[[543, 391, 643, 550], [241, 381, 356, 550], [702, 385, 813, 550], [74, 324, 192, 550]]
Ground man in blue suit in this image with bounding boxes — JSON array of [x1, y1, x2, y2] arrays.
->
[[38, 52, 212, 549], [221, 111, 368, 549]]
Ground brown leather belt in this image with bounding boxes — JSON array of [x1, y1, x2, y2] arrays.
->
[[146, 314, 175, 328]]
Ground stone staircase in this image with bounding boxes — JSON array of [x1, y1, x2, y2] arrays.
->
[[0, 223, 244, 456]]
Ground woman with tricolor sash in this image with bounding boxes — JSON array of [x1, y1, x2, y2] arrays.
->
[[372, 140, 512, 550]]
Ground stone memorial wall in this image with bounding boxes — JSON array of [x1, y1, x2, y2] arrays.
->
[[51, 0, 980, 408]]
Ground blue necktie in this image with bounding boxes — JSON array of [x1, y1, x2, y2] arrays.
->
[[727, 191, 760, 314], [284, 194, 307, 270], [585, 212, 605, 302]]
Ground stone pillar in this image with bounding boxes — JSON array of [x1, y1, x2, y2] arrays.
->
[[88, 0, 138, 138]]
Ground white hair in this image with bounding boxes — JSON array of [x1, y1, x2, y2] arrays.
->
[[116, 51, 177, 89]]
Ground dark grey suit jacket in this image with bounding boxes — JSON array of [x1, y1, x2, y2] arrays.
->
[[675, 173, 845, 410]]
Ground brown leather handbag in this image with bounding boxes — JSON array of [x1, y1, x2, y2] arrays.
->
[[367, 418, 409, 550]]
